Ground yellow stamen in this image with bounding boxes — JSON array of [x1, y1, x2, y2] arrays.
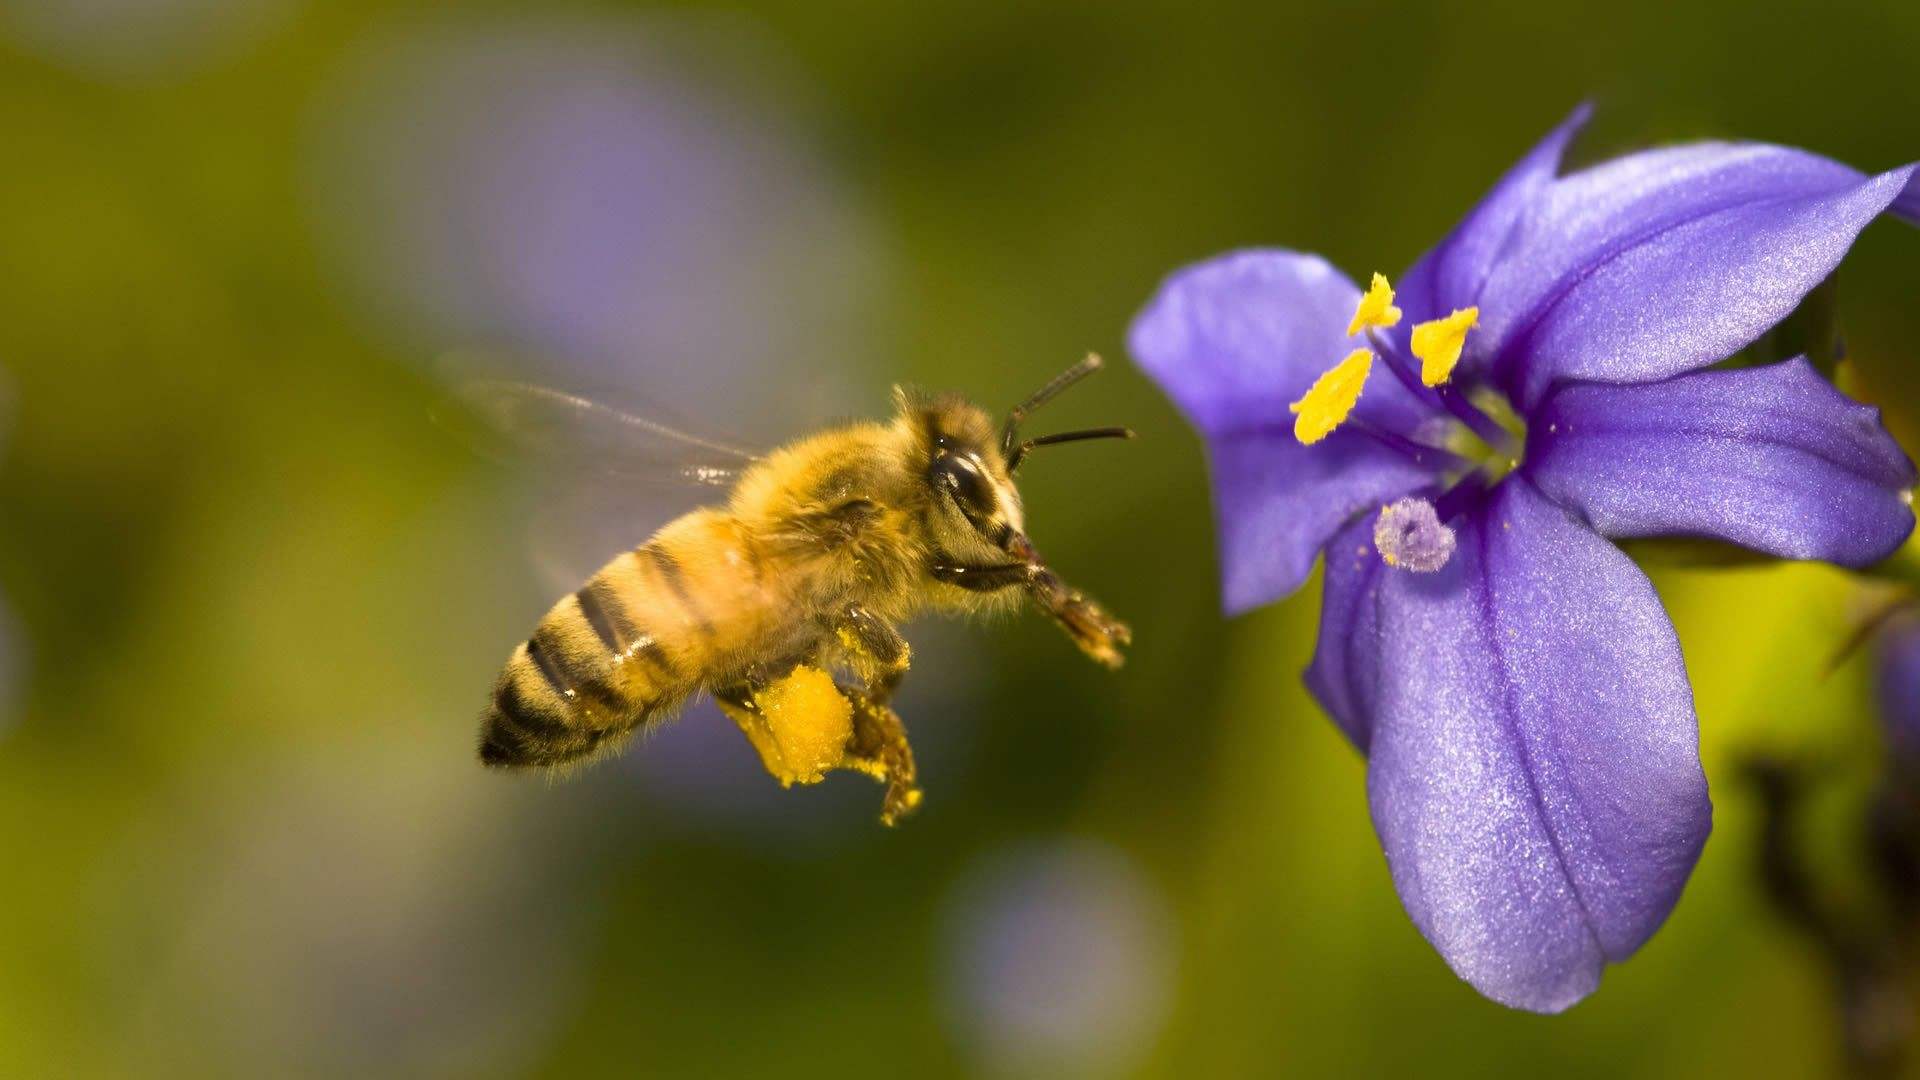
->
[[1289, 348, 1372, 444], [1347, 273, 1403, 335], [1411, 307, 1479, 387]]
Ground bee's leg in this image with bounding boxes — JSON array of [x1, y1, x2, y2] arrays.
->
[[712, 679, 791, 782], [841, 685, 921, 826], [1021, 564, 1131, 669], [833, 602, 910, 703], [930, 555, 1131, 669], [928, 561, 1031, 591], [713, 669, 853, 788], [829, 603, 921, 824]]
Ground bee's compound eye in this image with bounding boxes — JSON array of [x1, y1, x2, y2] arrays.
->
[[932, 453, 993, 515]]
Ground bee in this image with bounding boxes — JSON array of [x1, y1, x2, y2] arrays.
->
[[457, 354, 1132, 824]]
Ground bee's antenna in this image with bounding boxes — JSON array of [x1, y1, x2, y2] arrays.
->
[[1002, 353, 1106, 459], [1006, 427, 1135, 473]]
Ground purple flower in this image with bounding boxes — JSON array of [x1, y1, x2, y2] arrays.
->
[[1882, 613, 1920, 757], [1131, 106, 1920, 1012]]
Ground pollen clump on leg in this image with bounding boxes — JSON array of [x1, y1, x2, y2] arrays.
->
[[1411, 307, 1479, 387], [1347, 273, 1403, 335], [1289, 348, 1373, 445], [743, 665, 854, 786]]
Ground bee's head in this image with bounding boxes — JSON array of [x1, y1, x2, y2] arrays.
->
[[900, 354, 1132, 559]]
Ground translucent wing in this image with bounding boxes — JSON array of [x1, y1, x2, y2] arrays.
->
[[434, 379, 761, 487]]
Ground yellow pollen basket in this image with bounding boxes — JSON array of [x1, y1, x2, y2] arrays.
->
[[1289, 348, 1372, 444], [1347, 273, 1403, 336], [1411, 307, 1480, 387]]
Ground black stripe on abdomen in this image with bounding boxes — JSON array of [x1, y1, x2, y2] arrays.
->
[[575, 580, 638, 653], [483, 675, 575, 765], [643, 543, 713, 636], [528, 630, 626, 718], [525, 634, 571, 697]]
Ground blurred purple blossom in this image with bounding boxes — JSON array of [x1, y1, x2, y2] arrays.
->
[[1881, 613, 1920, 754], [942, 838, 1174, 1074], [1133, 106, 1919, 1011], [308, 12, 878, 439]]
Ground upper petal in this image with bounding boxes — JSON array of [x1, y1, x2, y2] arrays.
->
[[1475, 142, 1919, 408], [1130, 249, 1430, 434], [1528, 358, 1917, 567], [1397, 104, 1591, 329], [1131, 250, 1438, 610], [1367, 478, 1711, 1012]]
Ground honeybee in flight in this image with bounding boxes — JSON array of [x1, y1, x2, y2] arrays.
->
[[456, 355, 1132, 824]]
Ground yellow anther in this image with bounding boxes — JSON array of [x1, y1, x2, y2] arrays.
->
[[1289, 348, 1373, 444], [1347, 273, 1402, 336], [1411, 307, 1480, 387]]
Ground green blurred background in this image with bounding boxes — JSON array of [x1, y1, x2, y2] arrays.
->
[[2, 0, 1919, 1075]]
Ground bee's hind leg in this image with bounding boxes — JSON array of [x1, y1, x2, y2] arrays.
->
[[830, 604, 922, 825], [840, 686, 921, 826], [713, 605, 923, 825], [714, 670, 853, 789]]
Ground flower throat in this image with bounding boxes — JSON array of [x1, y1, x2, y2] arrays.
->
[[1288, 272, 1534, 570]]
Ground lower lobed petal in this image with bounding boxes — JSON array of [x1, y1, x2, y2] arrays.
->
[[1526, 358, 1918, 567], [1367, 478, 1710, 1012], [1304, 514, 1387, 751]]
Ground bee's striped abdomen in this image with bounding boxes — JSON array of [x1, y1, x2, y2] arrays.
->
[[478, 545, 696, 768]]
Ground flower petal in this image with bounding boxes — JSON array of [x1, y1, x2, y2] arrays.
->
[[1368, 479, 1710, 1012], [1304, 514, 1387, 750], [1397, 104, 1591, 328], [1528, 359, 1917, 567], [1476, 143, 1919, 408], [1205, 429, 1431, 614], [1131, 250, 1438, 609]]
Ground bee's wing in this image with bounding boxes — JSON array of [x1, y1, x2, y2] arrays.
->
[[434, 379, 762, 487]]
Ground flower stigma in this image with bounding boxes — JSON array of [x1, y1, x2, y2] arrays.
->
[[1373, 497, 1456, 572], [1288, 347, 1373, 444]]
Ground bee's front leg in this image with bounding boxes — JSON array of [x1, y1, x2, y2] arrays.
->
[[930, 555, 1131, 669]]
